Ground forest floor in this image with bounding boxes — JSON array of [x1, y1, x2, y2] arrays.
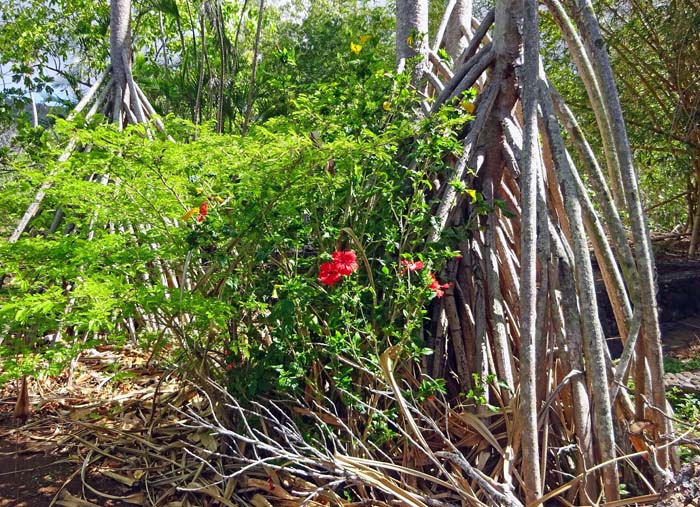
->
[[0, 435, 129, 507], [0, 346, 168, 507], [3, 244, 700, 506], [0, 345, 301, 507], [4, 330, 700, 506]]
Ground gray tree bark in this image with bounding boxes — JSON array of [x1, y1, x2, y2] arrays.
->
[[413, 0, 675, 500], [444, 0, 472, 62], [396, 0, 429, 85], [572, 0, 671, 474], [110, 0, 132, 126], [519, 0, 543, 502]]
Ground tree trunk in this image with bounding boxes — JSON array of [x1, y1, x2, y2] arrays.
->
[[396, 0, 429, 85], [9, 0, 168, 240], [417, 0, 675, 500], [444, 0, 472, 62], [110, 0, 132, 127], [242, 0, 265, 134], [518, 0, 543, 502]]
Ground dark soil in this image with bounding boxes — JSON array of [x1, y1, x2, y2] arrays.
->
[[0, 436, 74, 507], [0, 414, 131, 507]]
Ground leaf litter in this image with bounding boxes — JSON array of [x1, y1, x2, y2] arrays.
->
[[0, 343, 679, 506]]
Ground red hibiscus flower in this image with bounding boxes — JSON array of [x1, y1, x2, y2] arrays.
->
[[318, 261, 343, 286], [318, 250, 359, 286], [400, 259, 425, 274], [428, 273, 451, 298], [331, 250, 359, 276], [197, 201, 208, 222]]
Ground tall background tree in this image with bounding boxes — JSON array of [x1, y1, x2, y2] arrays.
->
[[601, 0, 700, 253], [543, 0, 700, 250]]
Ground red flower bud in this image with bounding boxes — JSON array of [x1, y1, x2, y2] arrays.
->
[[428, 273, 451, 298]]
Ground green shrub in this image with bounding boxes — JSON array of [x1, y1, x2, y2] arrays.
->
[[0, 55, 471, 403]]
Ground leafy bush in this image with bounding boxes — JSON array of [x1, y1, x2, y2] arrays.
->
[[664, 357, 700, 374], [0, 50, 470, 406]]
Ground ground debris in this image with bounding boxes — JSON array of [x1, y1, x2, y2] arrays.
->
[[0, 344, 337, 507], [656, 459, 700, 507]]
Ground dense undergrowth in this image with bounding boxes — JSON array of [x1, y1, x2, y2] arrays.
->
[[0, 51, 473, 420], [0, 4, 496, 475]]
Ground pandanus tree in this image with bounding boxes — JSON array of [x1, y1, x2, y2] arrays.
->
[[9, 0, 167, 244], [4, 0, 679, 504], [103, 0, 167, 131], [390, 0, 676, 502], [8, 0, 170, 420]]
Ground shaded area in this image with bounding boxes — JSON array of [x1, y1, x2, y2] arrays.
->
[[656, 458, 700, 507], [597, 258, 700, 354], [0, 424, 131, 507], [596, 253, 700, 393], [0, 346, 165, 507], [0, 438, 74, 507]]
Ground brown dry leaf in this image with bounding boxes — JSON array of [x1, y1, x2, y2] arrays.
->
[[282, 474, 315, 492], [628, 420, 654, 457], [120, 492, 147, 505], [629, 420, 654, 434], [629, 434, 648, 455], [198, 431, 219, 452], [335, 454, 427, 507], [122, 412, 144, 430], [251, 494, 274, 507], [98, 469, 139, 487], [291, 406, 343, 427], [56, 490, 102, 507], [67, 407, 100, 421], [452, 410, 504, 454], [244, 478, 296, 500], [22, 440, 59, 453], [338, 455, 453, 491], [186, 483, 238, 507], [604, 493, 660, 507], [223, 478, 238, 498], [171, 388, 197, 408]]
